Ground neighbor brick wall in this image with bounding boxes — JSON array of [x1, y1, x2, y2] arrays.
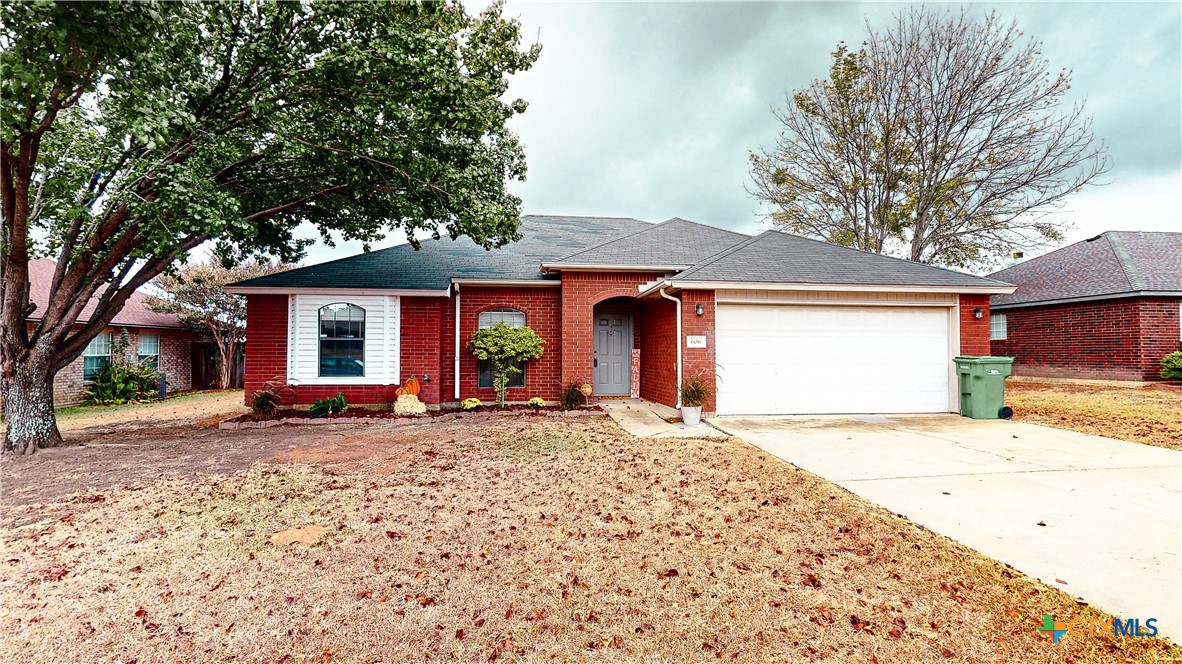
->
[[559, 272, 664, 388], [959, 294, 991, 356], [243, 295, 289, 404], [41, 326, 193, 406], [458, 286, 563, 402], [990, 296, 1181, 381]]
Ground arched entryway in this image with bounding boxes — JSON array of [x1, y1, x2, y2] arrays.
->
[[593, 296, 638, 396]]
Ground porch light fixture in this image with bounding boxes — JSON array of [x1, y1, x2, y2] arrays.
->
[[695, 304, 705, 316], [973, 307, 983, 318]]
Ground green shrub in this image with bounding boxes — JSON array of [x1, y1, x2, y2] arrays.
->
[[680, 375, 710, 408], [527, 396, 546, 409], [83, 329, 160, 405], [308, 393, 347, 418], [461, 397, 483, 411], [1161, 351, 1182, 380], [468, 324, 545, 407], [559, 382, 583, 411]]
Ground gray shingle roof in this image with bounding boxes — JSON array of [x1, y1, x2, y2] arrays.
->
[[549, 217, 749, 267], [989, 231, 1182, 308], [232, 215, 652, 290], [670, 230, 1010, 288]]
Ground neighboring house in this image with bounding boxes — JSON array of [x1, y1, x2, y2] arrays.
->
[[24, 259, 195, 405], [227, 215, 1014, 415], [989, 231, 1182, 381]]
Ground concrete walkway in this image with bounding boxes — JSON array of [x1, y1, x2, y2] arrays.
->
[[711, 414, 1182, 644], [601, 400, 728, 438]]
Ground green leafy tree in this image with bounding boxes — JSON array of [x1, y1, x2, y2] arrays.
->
[[751, 7, 1109, 269], [1, 1, 539, 454], [147, 258, 294, 389], [467, 323, 544, 407]]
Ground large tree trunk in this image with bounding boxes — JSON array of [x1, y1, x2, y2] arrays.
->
[[2, 357, 63, 455]]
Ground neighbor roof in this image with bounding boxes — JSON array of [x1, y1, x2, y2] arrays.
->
[[26, 259, 183, 329], [231, 215, 652, 291], [543, 218, 749, 269], [665, 231, 1011, 289], [989, 231, 1182, 308]]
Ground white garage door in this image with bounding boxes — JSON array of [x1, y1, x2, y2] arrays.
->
[[716, 304, 951, 415]]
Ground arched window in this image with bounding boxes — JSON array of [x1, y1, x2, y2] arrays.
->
[[476, 307, 526, 389], [319, 303, 365, 377]]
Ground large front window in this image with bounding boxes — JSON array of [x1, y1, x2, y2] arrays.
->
[[83, 332, 112, 381], [319, 303, 365, 377], [477, 307, 526, 389]]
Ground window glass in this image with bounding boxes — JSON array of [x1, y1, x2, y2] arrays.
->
[[319, 303, 365, 377], [476, 308, 526, 388], [989, 313, 1007, 341], [138, 332, 160, 368], [83, 332, 113, 381]]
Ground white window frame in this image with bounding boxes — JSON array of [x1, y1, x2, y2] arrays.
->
[[318, 302, 367, 378], [138, 332, 160, 365], [83, 331, 113, 380], [990, 312, 1007, 340]]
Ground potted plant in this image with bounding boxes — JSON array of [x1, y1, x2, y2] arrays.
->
[[680, 376, 709, 426]]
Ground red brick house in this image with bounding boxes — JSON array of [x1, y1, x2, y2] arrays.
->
[[228, 216, 1014, 415], [25, 259, 195, 405], [989, 231, 1182, 381]]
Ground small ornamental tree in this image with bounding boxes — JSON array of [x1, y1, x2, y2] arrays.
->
[[467, 323, 544, 407]]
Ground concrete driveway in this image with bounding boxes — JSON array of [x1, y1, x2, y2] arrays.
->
[[710, 414, 1182, 644]]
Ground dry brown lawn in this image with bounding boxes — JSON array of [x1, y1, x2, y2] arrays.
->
[[1006, 381, 1182, 450], [2, 416, 1179, 662]]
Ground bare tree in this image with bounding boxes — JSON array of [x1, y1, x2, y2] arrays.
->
[[751, 7, 1110, 269], [147, 259, 293, 390]]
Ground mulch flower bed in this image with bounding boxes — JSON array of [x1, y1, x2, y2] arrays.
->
[[219, 404, 605, 430]]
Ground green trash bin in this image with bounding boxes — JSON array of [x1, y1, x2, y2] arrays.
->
[[954, 356, 1014, 420]]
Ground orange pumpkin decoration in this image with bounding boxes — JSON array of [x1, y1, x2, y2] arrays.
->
[[394, 387, 409, 397], [403, 375, 421, 397]]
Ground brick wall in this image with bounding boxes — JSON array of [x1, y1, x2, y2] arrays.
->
[[458, 286, 563, 402], [559, 272, 664, 388], [959, 294, 991, 356], [637, 298, 676, 407], [681, 290, 717, 412], [243, 295, 289, 404], [991, 296, 1181, 381], [401, 297, 445, 406], [43, 326, 192, 406]]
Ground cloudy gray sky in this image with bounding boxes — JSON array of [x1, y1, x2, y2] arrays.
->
[[304, 1, 1181, 269]]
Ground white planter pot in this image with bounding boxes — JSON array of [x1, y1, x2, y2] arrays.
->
[[681, 405, 702, 427]]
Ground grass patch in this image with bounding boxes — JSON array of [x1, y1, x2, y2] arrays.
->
[[491, 428, 600, 459], [1007, 381, 1182, 450]]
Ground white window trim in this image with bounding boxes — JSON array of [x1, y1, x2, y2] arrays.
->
[[990, 313, 1008, 341], [287, 294, 399, 385], [138, 332, 160, 357]]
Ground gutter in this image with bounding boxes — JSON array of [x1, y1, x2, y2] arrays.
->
[[225, 285, 452, 297], [637, 280, 1014, 298], [454, 283, 461, 401], [658, 287, 682, 408]]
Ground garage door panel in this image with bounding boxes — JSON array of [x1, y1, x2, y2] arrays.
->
[[716, 304, 950, 415]]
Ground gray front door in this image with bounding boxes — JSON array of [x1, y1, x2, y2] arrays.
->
[[594, 311, 633, 396]]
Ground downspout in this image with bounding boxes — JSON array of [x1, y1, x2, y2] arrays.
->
[[453, 283, 461, 401], [658, 287, 682, 408]]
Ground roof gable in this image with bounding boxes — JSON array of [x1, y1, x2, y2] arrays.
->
[[671, 231, 1010, 289], [547, 217, 749, 268], [989, 231, 1182, 307]]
